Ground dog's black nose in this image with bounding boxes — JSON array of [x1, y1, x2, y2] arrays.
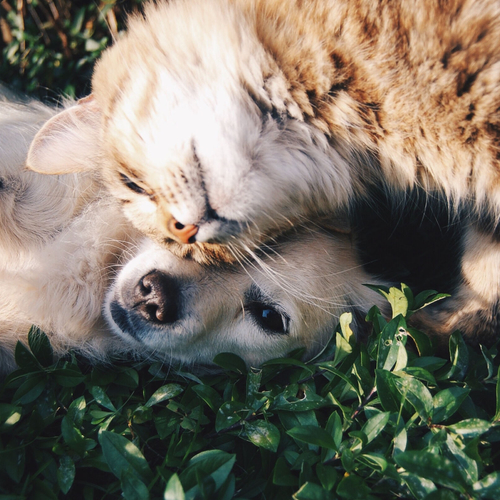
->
[[129, 270, 179, 324]]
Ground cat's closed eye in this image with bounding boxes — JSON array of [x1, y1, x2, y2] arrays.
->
[[120, 173, 147, 195]]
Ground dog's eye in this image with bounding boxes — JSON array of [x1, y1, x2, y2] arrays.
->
[[120, 173, 146, 195], [246, 301, 289, 335]]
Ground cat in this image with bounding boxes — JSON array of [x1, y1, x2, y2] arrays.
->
[[26, 0, 500, 265], [0, 88, 386, 373]]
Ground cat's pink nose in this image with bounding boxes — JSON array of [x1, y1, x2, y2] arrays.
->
[[168, 218, 198, 244]]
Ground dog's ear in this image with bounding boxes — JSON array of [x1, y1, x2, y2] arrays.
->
[[27, 95, 101, 174]]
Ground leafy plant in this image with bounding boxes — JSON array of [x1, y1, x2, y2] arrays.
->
[[0, 0, 142, 100], [1, 285, 499, 499]]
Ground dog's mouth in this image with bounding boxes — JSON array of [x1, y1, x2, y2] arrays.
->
[[108, 301, 142, 341]]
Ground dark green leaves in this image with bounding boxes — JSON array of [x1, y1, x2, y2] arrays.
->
[[0, 286, 498, 499]]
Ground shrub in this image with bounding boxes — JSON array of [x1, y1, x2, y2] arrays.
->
[[0, 0, 141, 101], [0, 285, 499, 499]]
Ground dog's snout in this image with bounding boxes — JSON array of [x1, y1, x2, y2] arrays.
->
[[130, 270, 179, 324], [168, 218, 198, 244]]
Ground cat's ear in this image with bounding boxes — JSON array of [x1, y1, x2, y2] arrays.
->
[[27, 95, 102, 174]]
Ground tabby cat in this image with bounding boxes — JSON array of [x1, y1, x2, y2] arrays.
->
[[28, 0, 500, 264]]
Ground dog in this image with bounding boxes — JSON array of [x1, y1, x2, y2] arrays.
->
[[26, 0, 500, 267], [1, 90, 385, 373]]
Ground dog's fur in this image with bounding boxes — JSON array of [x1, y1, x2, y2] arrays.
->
[[26, 0, 500, 265], [0, 92, 141, 374], [1, 92, 390, 372]]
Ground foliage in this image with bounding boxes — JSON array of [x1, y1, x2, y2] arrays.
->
[[0, 0, 142, 101], [0, 285, 499, 499]]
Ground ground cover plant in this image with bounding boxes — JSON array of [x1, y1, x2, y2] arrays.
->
[[0, 285, 499, 499], [0, 0, 141, 100]]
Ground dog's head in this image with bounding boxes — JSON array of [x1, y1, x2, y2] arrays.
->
[[104, 227, 383, 367]]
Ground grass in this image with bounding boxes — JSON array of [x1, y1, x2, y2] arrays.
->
[[1, 2, 500, 498], [1, 285, 499, 499]]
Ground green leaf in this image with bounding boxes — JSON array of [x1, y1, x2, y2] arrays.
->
[[393, 375, 433, 421], [145, 384, 184, 407], [212, 353, 247, 374], [51, 367, 86, 387], [1, 441, 25, 483], [316, 464, 338, 491], [472, 471, 500, 499], [394, 451, 468, 492], [164, 473, 185, 500], [215, 401, 246, 432], [447, 418, 491, 438], [181, 450, 236, 496], [27, 327, 53, 367], [61, 416, 86, 456], [400, 471, 437, 498], [412, 290, 450, 311], [66, 396, 86, 427], [325, 411, 343, 450], [13, 375, 46, 404], [367, 285, 408, 318], [444, 432, 478, 484], [244, 420, 280, 452], [361, 412, 390, 444], [440, 331, 469, 381], [273, 457, 298, 486], [406, 327, 434, 357], [90, 386, 116, 411], [402, 366, 436, 385], [332, 331, 354, 367], [375, 369, 403, 413], [98, 431, 153, 483], [14, 341, 40, 371], [293, 481, 334, 500], [356, 453, 388, 472], [495, 365, 500, 421], [192, 384, 223, 412], [336, 474, 374, 499], [432, 387, 470, 423], [57, 455, 75, 495], [121, 473, 150, 500], [246, 368, 265, 410], [272, 385, 329, 411], [115, 368, 139, 388], [0, 404, 22, 430], [286, 425, 337, 450], [377, 315, 408, 371]]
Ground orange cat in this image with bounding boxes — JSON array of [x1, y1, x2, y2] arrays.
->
[[28, 0, 500, 267]]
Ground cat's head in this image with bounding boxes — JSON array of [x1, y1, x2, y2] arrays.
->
[[27, 0, 353, 264]]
